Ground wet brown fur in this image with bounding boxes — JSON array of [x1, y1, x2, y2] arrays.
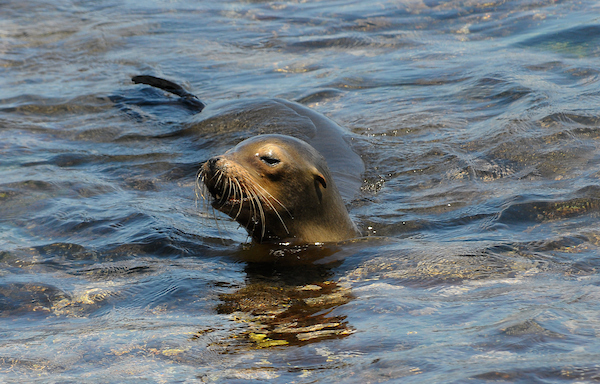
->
[[198, 134, 359, 244]]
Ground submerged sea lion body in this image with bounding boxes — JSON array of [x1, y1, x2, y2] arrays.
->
[[132, 76, 363, 244]]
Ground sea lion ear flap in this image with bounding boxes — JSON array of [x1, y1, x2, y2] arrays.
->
[[314, 170, 327, 189]]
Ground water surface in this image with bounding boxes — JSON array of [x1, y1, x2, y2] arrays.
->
[[2, 0, 600, 382]]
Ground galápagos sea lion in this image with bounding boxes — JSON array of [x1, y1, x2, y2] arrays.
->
[[132, 75, 363, 245], [199, 134, 360, 244]]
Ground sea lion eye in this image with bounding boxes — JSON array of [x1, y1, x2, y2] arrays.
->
[[260, 155, 280, 166]]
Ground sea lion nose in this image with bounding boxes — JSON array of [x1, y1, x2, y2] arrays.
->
[[207, 157, 220, 171]]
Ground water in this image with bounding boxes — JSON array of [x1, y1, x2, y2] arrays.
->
[[2, 0, 600, 382]]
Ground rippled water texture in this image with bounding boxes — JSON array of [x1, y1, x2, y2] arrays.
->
[[2, 0, 600, 382]]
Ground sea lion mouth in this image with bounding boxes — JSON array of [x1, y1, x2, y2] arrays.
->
[[213, 192, 251, 206], [207, 177, 253, 207], [197, 163, 292, 242], [208, 185, 246, 209]]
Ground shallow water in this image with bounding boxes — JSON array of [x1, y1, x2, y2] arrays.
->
[[2, 0, 600, 382]]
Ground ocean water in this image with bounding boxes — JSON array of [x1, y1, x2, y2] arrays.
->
[[2, 0, 600, 382]]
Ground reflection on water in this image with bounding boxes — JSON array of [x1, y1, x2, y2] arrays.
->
[[2, 0, 600, 382], [216, 262, 354, 348]]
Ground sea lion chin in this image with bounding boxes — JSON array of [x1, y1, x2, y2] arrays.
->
[[199, 134, 360, 244]]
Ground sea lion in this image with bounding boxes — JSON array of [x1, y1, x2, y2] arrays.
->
[[199, 134, 360, 244], [131, 75, 362, 244]]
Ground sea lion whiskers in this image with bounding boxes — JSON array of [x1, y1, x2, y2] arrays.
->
[[232, 178, 245, 220], [253, 181, 292, 218], [251, 183, 291, 236], [244, 185, 260, 235], [246, 186, 267, 240], [214, 172, 227, 204], [195, 169, 214, 214], [195, 168, 208, 202], [222, 177, 236, 215], [195, 169, 226, 240], [218, 175, 235, 208], [197, 167, 228, 214]]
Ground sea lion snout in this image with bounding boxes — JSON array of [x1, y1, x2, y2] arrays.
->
[[201, 156, 231, 198], [205, 156, 221, 172]]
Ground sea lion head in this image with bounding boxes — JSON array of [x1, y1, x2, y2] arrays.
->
[[199, 134, 359, 244]]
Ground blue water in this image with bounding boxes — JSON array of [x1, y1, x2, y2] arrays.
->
[[2, 0, 600, 382]]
